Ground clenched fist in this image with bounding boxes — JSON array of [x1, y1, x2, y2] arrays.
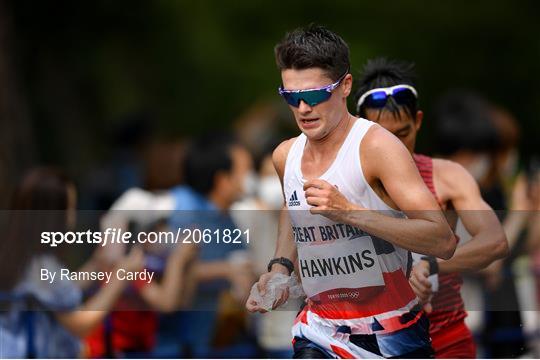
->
[[303, 179, 359, 222]]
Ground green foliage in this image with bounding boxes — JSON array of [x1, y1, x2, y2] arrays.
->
[[11, 0, 540, 163]]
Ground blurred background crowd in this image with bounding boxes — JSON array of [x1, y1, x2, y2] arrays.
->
[[0, 0, 540, 358]]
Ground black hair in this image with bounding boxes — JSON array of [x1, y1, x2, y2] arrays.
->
[[183, 132, 238, 196], [354, 57, 417, 119], [274, 24, 350, 82], [433, 91, 500, 156]]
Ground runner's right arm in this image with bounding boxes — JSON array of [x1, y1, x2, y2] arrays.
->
[[269, 139, 298, 270], [246, 139, 297, 312]]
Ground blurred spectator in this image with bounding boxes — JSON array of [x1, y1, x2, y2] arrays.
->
[[0, 167, 142, 357], [434, 93, 527, 357], [157, 132, 257, 357], [79, 111, 155, 210], [434, 91, 500, 187], [233, 100, 296, 161], [143, 140, 186, 191], [489, 107, 521, 188], [84, 188, 197, 357], [526, 163, 540, 354]]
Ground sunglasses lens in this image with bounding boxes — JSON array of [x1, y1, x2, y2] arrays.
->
[[364, 91, 388, 108], [281, 92, 301, 107], [281, 90, 331, 107], [301, 90, 332, 106], [392, 88, 416, 105]]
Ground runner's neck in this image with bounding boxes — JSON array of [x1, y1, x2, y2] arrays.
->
[[304, 112, 355, 160]]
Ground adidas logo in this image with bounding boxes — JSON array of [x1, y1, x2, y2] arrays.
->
[[288, 191, 301, 207]]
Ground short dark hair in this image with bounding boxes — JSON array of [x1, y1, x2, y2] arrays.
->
[[274, 24, 350, 81], [183, 132, 237, 196], [354, 57, 417, 119], [433, 91, 500, 156]]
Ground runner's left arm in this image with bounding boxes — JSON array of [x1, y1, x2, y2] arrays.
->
[[305, 125, 455, 259], [435, 160, 507, 273]]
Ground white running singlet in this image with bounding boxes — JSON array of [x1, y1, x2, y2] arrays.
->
[[285, 119, 425, 358]]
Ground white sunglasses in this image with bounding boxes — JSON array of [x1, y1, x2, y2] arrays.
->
[[356, 84, 418, 114]]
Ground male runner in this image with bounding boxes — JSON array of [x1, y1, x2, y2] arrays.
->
[[354, 58, 508, 358], [246, 25, 456, 358]]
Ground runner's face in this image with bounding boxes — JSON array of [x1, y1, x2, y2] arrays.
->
[[281, 68, 351, 140], [365, 108, 423, 154]]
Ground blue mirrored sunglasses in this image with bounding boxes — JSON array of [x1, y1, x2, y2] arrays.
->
[[278, 72, 348, 108]]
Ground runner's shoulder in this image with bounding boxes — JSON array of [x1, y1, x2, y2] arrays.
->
[[432, 158, 480, 196], [362, 122, 404, 152], [272, 137, 297, 177], [432, 158, 470, 179], [361, 123, 411, 166]]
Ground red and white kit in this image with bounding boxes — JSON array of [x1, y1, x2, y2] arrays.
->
[[285, 119, 430, 358]]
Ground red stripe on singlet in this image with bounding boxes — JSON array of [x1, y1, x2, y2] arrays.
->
[[331, 345, 356, 359], [413, 154, 467, 334], [309, 269, 417, 319], [293, 308, 309, 326]]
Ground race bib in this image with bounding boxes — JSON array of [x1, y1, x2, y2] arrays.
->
[[298, 236, 385, 302]]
